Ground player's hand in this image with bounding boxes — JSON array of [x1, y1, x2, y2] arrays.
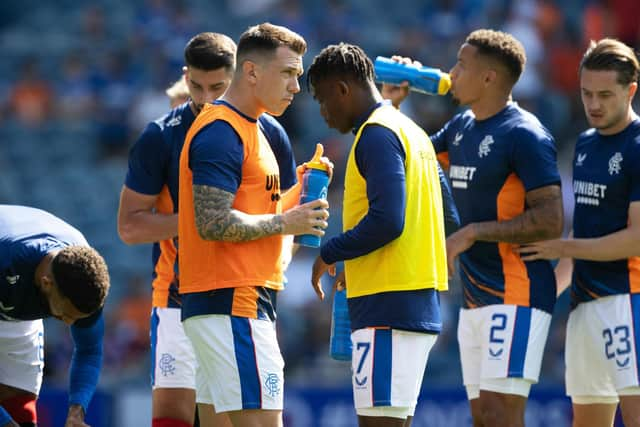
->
[[65, 405, 90, 427], [311, 255, 336, 300], [514, 239, 565, 261], [446, 224, 476, 276], [380, 55, 421, 108], [333, 270, 346, 292], [281, 199, 329, 236]]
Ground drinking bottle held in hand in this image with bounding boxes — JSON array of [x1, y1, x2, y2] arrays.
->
[[330, 288, 352, 361], [294, 144, 330, 248], [374, 56, 451, 95]]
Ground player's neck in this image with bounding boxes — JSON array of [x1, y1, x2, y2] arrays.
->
[[220, 84, 263, 120], [470, 92, 511, 121], [354, 85, 383, 120], [598, 108, 636, 136], [188, 101, 199, 116]]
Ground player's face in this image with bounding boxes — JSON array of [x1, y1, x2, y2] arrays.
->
[[254, 46, 303, 116], [44, 279, 91, 325], [580, 68, 637, 135], [311, 78, 353, 134], [184, 66, 232, 112], [449, 44, 487, 106]]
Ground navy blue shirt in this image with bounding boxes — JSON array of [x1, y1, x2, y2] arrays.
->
[[0, 205, 103, 411], [0, 205, 87, 321], [431, 103, 560, 313], [571, 119, 640, 306]]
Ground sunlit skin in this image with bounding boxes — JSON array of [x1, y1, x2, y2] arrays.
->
[[253, 46, 303, 117], [580, 68, 638, 135], [449, 44, 489, 107], [183, 66, 233, 113], [36, 252, 92, 325]]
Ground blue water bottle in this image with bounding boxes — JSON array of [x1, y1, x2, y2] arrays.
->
[[294, 144, 330, 248], [374, 56, 451, 95], [330, 288, 352, 361]]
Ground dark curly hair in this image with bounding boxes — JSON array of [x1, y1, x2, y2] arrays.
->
[[51, 246, 110, 314], [580, 38, 640, 86], [466, 29, 526, 85], [307, 42, 374, 91]]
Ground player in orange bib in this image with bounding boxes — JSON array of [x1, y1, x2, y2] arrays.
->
[[178, 23, 330, 427]]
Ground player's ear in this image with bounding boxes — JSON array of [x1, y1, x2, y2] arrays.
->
[[628, 81, 638, 100], [484, 69, 497, 86], [40, 274, 55, 294], [243, 60, 258, 83], [338, 80, 350, 96]]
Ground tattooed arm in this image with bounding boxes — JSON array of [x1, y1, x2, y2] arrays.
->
[[445, 184, 563, 274], [469, 184, 563, 244], [193, 184, 329, 242]]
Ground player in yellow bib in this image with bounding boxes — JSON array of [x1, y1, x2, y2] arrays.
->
[[308, 43, 449, 426]]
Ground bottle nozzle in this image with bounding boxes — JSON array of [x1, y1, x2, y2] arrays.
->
[[438, 73, 451, 95], [311, 143, 323, 162], [307, 143, 328, 171]]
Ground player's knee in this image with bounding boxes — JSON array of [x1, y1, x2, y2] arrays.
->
[[1, 393, 37, 425]]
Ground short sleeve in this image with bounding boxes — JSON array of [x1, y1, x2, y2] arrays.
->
[[511, 127, 561, 191], [629, 140, 640, 202], [125, 123, 168, 195], [189, 121, 244, 193], [259, 114, 297, 190], [430, 118, 455, 154]]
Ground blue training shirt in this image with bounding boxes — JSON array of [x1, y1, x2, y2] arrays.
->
[[0, 205, 103, 412], [571, 119, 640, 306], [431, 103, 561, 313]]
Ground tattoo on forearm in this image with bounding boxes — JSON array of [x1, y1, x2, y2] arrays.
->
[[193, 185, 283, 242], [475, 185, 563, 244]]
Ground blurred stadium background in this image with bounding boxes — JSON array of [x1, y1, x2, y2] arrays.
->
[[1, 0, 638, 425]]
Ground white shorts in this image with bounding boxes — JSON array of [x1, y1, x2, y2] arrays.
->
[[183, 314, 284, 413], [0, 319, 44, 395], [351, 328, 437, 419], [566, 293, 640, 403], [150, 307, 198, 390], [458, 305, 551, 399]]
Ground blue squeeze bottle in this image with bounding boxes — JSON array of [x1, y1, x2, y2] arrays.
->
[[374, 56, 451, 95], [329, 288, 352, 361], [294, 144, 330, 248]]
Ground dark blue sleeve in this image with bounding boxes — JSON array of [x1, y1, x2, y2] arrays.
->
[[259, 114, 298, 191], [125, 122, 168, 195], [320, 125, 406, 264], [0, 406, 11, 425], [629, 139, 640, 202], [438, 162, 460, 236], [429, 119, 451, 154], [68, 310, 104, 412], [511, 127, 561, 191], [189, 120, 244, 193]]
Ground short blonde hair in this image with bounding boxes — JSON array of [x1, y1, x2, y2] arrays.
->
[[166, 75, 190, 108]]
